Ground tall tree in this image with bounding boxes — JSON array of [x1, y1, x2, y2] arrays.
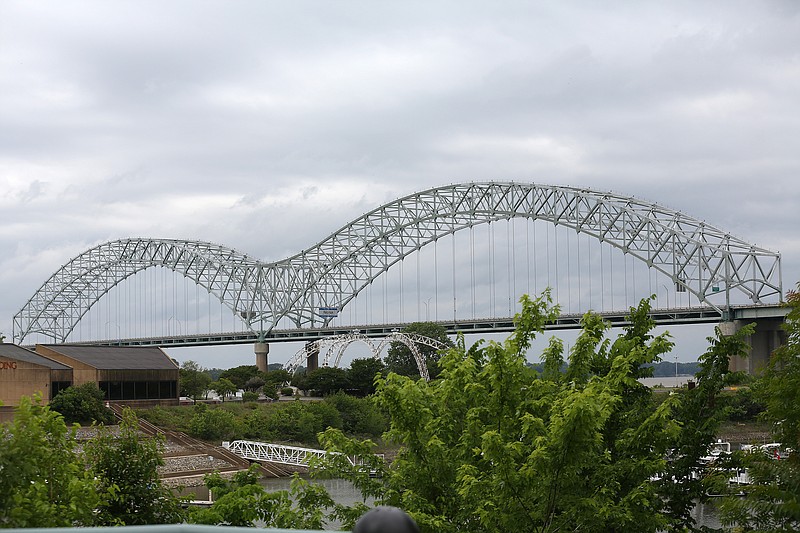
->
[[180, 360, 212, 402], [305, 366, 350, 396], [219, 365, 261, 389], [347, 357, 386, 396], [211, 377, 238, 401], [384, 322, 454, 379]]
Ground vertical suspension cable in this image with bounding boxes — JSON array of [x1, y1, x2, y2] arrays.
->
[[434, 239, 438, 321], [399, 258, 403, 323], [533, 221, 537, 297], [577, 230, 581, 312], [554, 224, 559, 306], [526, 219, 531, 297], [567, 227, 572, 313], [489, 222, 495, 317], [417, 249, 421, 320], [470, 225, 475, 319], [383, 268, 387, 324], [586, 234, 592, 310], [546, 222, 551, 291], [507, 220, 512, 315], [624, 253, 629, 307], [452, 231, 456, 322]]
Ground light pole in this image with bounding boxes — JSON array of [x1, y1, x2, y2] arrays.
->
[[662, 284, 669, 309], [168, 316, 182, 337], [423, 297, 432, 321]]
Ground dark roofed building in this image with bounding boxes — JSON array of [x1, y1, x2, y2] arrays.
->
[[35, 344, 179, 406]]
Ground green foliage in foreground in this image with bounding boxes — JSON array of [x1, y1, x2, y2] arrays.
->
[[312, 291, 751, 533], [0, 399, 184, 527], [9, 288, 795, 531], [0, 395, 104, 527]]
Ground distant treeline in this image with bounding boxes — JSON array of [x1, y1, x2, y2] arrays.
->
[[526, 360, 700, 377]]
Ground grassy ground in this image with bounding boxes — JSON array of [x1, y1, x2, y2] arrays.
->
[[716, 420, 773, 447]]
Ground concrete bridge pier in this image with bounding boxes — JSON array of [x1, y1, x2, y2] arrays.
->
[[305, 341, 319, 372], [722, 313, 788, 374], [255, 341, 269, 372]]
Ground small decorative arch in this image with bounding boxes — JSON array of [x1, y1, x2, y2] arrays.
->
[[284, 332, 450, 381]]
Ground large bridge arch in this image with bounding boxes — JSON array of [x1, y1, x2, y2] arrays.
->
[[13, 182, 782, 344]]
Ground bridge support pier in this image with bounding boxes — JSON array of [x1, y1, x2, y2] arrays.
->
[[305, 341, 319, 372], [255, 342, 269, 373], [722, 316, 787, 375]]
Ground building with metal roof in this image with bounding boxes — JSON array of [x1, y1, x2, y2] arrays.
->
[[35, 345, 179, 404], [0, 343, 179, 421]]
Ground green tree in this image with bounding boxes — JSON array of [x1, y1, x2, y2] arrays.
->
[[291, 367, 309, 392], [305, 366, 350, 396], [347, 357, 386, 396], [264, 368, 291, 385], [384, 322, 454, 379], [720, 287, 800, 530], [324, 391, 388, 436], [180, 360, 212, 402], [49, 382, 114, 425], [315, 292, 739, 533], [189, 403, 239, 441], [0, 395, 104, 527], [219, 365, 260, 389], [244, 375, 266, 392], [211, 377, 238, 401], [85, 408, 185, 525]]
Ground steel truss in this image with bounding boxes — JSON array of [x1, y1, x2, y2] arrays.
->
[[13, 182, 783, 344]]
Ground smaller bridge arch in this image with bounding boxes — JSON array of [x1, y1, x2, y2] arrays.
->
[[284, 332, 450, 381]]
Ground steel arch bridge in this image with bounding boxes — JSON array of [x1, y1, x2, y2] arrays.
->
[[12, 181, 783, 344]]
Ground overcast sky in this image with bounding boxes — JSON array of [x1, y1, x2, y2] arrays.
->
[[1, 1, 799, 368]]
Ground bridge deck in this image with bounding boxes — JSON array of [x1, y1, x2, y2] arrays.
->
[[58, 304, 787, 348]]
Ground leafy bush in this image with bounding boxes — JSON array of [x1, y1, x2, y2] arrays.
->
[[189, 404, 239, 441], [242, 391, 259, 403], [719, 387, 765, 422], [324, 392, 387, 437], [49, 383, 114, 425]]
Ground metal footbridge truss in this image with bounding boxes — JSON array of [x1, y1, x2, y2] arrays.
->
[[13, 182, 783, 344], [222, 440, 375, 470]]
